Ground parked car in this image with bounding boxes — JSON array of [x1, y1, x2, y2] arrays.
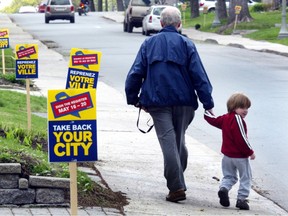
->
[[199, 0, 257, 13], [199, 0, 220, 13], [38, 1, 47, 13], [19, 6, 37, 13], [123, 0, 152, 33], [142, 5, 182, 36], [45, 0, 75, 24]]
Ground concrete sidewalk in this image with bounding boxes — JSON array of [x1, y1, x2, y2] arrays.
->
[[1, 12, 288, 215]]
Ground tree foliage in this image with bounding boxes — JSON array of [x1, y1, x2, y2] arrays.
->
[[1, 0, 99, 13], [2, 0, 40, 13]]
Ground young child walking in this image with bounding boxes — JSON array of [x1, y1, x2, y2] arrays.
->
[[204, 93, 256, 210]]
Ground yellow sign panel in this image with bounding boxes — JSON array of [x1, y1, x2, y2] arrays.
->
[[48, 89, 98, 162], [15, 44, 38, 60], [0, 29, 9, 38], [0, 29, 9, 49], [68, 48, 102, 72], [66, 48, 102, 89], [15, 44, 38, 79], [203, 6, 208, 14], [47, 89, 97, 121], [181, 3, 187, 11], [235, 5, 242, 14]]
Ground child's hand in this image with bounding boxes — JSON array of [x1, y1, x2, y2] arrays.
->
[[250, 153, 256, 160]]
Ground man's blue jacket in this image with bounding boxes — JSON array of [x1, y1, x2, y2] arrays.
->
[[125, 26, 214, 111]]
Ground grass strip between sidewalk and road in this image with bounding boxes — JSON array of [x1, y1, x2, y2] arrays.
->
[[182, 9, 288, 46]]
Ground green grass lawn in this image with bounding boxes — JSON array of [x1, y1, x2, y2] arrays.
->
[[0, 90, 47, 132], [0, 48, 15, 70], [182, 9, 288, 46]]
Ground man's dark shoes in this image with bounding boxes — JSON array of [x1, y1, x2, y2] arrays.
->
[[166, 189, 186, 202], [218, 187, 230, 207], [236, 199, 250, 210]]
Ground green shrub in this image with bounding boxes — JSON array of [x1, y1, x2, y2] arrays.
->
[[250, 3, 275, 12], [0, 73, 25, 85], [0, 72, 25, 85]]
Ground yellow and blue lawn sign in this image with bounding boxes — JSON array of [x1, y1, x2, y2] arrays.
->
[[15, 44, 38, 79], [66, 48, 102, 89], [0, 29, 9, 49], [47, 89, 97, 163]]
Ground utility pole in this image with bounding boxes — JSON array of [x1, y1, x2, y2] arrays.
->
[[278, 0, 288, 39], [212, 2, 221, 27]]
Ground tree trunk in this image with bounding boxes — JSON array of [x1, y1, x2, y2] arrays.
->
[[228, 0, 253, 24], [190, 0, 199, 18], [98, 0, 103, 11], [217, 0, 228, 19], [90, 0, 96, 11], [105, 0, 108, 11], [117, 0, 125, 11], [123, 0, 130, 8]]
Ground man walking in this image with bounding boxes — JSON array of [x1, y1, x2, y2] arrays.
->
[[125, 6, 214, 202]]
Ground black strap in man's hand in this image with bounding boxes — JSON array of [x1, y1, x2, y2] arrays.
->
[[136, 108, 154, 133]]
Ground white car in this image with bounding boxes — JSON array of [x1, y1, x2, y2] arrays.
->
[[199, 0, 258, 13], [199, 0, 222, 13], [19, 6, 37, 13], [142, 5, 182, 36]]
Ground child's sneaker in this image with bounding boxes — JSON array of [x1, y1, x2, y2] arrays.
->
[[236, 199, 250, 210], [218, 187, 230, 207]]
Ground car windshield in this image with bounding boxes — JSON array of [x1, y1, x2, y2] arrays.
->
[[50, 0, 70, 5], [153, 7, 165, 15], [132, 0, 151, 6]]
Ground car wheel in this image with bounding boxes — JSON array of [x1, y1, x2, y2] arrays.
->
[[45, 17, 49, 24], [123, 21, 128, 32], [70, 17, 75, 23], [145, 29, 150, 36], [127, 21, 133, 33], [208, 8, 215, 13], [142, 28, 145, 35]]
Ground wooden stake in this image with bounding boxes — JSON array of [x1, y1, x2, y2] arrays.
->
[[69, 162, 78, 216], [26, 79, 31, 130], [2, 49, 5, 75], [234, 14, 239, 31]]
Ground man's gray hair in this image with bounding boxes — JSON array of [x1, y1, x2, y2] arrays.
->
[[160, 6, 181, 28]]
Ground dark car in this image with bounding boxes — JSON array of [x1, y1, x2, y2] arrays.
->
[[45, 0, 75, 24], [38, 1, 47, 13]]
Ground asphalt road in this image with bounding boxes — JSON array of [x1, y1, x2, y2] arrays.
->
[[9, 11, 288, 212]]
